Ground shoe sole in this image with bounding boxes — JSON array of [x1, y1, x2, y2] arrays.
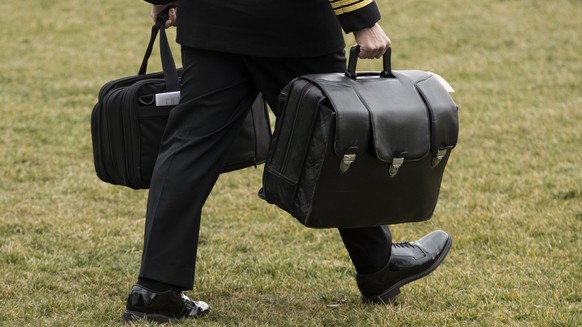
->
[[122, 311, 173, 324], [121, 311, 175, 324], [122, 309, 209, 324], [362, 235, 453, 304]]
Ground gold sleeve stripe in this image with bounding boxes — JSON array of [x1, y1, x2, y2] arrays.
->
[[328, 0, 373, 15]]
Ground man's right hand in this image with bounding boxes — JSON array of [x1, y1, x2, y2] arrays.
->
[[151, 2, 178, 28]]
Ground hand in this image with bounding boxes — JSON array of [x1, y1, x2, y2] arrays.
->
[[151, 3, 178, 28], [353, 23, 391, 59]]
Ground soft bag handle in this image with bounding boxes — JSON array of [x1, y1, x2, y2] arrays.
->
[[137, 11, 180, 91]]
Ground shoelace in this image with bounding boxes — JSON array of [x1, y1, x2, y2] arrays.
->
[[392, 241, 428, 257], [392, 242, 416, 249], [179, 293, 196, 316], [179, 293, 209, 317]]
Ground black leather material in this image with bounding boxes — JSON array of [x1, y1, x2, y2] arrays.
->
[[305, 71, 458, 163], [122, 285, 210, 323], [302, 77, 370, 159], [261, 52, 458, 228], [356, 230, 452, 303], [411, 72, 459, 155]]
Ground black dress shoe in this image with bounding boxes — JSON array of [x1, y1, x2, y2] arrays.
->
[[122, 285, 210, 324], [356, 230, 452, 304]]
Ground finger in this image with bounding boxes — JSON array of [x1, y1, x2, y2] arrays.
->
[[359, 47, 381, 59], [373, 46, 384, 58], [358, 50, 371, 59], [166, 7, 177, 27], [358, 46, 373, 59], [375, 46, 388, 58], [170, 7, 176, 20], [373, 43, 390, 58]]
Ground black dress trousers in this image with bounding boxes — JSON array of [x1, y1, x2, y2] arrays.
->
[[139, 47, 392, 290]]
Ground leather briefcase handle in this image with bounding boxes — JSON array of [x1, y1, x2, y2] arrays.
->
[[137, 10, 180, 91], [345, 45, 396, 80]]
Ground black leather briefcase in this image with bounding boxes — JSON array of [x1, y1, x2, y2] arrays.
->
[[91, 15, 271, 189], [260, 46, 458, 228]]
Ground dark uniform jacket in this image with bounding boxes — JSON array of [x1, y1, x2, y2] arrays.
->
[[145, 0, 381, 57]]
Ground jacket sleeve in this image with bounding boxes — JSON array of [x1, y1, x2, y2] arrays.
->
[[144, 0, 175, 5], [328, 0, 381, 33]]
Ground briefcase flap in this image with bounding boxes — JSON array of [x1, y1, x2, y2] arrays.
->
[[302, 70, 458, 168]]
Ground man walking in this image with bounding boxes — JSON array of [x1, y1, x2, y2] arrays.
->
[[122, 0, 452, 323]]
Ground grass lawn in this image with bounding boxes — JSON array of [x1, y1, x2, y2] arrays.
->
[[0, 0, 580, 326]]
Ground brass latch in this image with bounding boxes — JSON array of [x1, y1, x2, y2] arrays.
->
[[339, 154, 356, 173], [431, 149, 448, 167], [388, 157, 404, 176]]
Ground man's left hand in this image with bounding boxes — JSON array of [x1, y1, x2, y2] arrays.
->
[[353, 23, 391, 59], [151, 3, 178, 28]]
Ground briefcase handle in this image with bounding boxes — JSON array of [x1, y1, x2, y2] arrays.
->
[[137, 11, 180, 91], [345, 45, 396, 80]]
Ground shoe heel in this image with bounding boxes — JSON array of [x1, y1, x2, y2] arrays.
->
[[122, 311, 144, 324], [122, 311, 172, 324], [363, 287, 400, 304]]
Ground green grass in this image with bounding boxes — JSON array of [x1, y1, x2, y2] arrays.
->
[[1, 0, 581, 326]]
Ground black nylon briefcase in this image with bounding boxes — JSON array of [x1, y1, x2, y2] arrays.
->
[[260, 46, 458, 228], [91, 16, 271, 189]]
